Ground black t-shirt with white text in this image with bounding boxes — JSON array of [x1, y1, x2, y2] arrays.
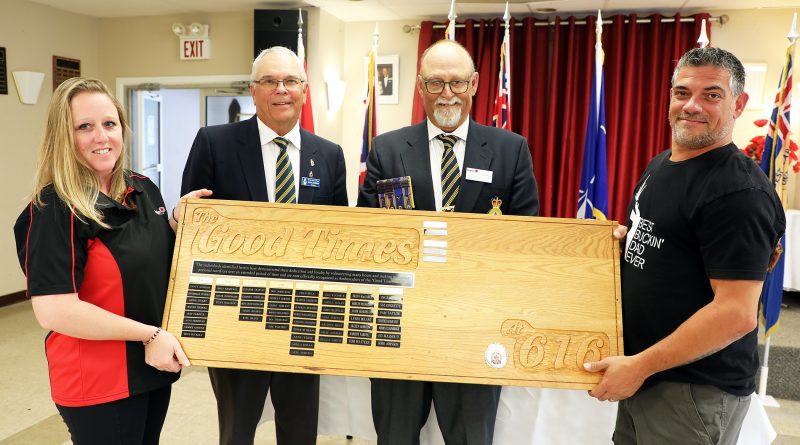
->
[[622, 143, 785, 396]]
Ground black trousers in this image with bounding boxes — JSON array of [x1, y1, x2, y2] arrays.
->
[[208, 367, 320, 445], [56, 385, 171, 445], [371, 379, 501, 445]]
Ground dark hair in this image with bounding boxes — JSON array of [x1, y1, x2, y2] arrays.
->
[[671, 47, 745, 97]]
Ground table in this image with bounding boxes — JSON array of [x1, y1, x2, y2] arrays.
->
[[260, 376, 776, 444], [784, 209, 800, 291]]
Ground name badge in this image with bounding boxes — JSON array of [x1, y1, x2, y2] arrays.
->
[[465, 168, 493, 183], [301, 177, 321, 188]]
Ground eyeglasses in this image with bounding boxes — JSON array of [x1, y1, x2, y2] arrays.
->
[[421, 78, 472, 94], [252, 78, 306, 91]]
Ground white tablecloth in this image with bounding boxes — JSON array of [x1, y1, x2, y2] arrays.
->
[[261, 376, 776, 444], [784, 209, 800, 291]]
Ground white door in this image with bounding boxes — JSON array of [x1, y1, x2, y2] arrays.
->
[[133, 91, 163, 187]]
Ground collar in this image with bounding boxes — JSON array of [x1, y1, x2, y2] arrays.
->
[[257, 118, 302, 150], [96, 172, 144, 210], [426, 117, 470, 143]]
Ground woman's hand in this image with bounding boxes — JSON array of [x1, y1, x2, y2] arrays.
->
[[144, 329, 190, 373]]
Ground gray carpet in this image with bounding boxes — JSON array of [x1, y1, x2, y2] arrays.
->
[[757, 291, 800, 400]]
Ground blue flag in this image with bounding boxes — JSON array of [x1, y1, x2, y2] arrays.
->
[[578, 14, 608, 220], [757, 41, 793, 337]]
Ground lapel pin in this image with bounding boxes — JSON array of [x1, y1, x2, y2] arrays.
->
[[310, 159, 315, 167]]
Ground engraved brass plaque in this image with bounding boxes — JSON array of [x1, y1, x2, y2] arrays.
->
[[164, 199, 623, 389]]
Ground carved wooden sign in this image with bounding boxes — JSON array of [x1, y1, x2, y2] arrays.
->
[[164, 199, 623, 389]]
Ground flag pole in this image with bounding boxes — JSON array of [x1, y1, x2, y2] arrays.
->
[[447, 0, 457, 41], [697, 18, 709, 48], [503, 2, 511, 125], [757, 11, 797, 408], [297, 8, 315, 132], [360, 24, 380, 185], [594, 10, 603, 122], [372, 23, 379, 135]]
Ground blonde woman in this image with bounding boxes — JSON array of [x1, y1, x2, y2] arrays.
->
[[13, 77, 211, 444]]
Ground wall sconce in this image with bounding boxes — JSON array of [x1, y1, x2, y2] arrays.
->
[[172, 22, 211, 60], [325, 78, 347, 113], [12, 71, 45, 105]]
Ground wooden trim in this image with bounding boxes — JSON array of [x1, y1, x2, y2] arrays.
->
[[0, 290, 26, 308]]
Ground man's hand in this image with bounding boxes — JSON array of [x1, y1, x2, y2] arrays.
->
[[613, 225, 628, 240], [171, 189, 213, 229], [585, 355, 649, 402]]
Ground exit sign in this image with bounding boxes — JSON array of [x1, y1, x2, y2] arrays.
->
[[180, 38, 211, 60]]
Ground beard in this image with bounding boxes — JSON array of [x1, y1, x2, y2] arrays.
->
[[432, 97, 464, 129], [670, 112, 732, 150]]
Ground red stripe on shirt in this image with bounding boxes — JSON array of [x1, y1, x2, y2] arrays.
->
[[70, 211, 76, 293], [47, 238, 129, 406]]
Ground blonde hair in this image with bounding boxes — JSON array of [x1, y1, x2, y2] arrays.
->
[[33, 77, 130, 228]]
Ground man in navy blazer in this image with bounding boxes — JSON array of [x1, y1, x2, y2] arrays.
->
[[358, 40, 539, 445], [181, 46, 347, 445]]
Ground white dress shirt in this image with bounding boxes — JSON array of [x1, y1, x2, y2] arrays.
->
[[257, 118, 301, 203], [426, 118, 469, 211]]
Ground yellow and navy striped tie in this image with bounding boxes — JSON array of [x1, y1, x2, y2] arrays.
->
[[437, 134, 460, 210], [274, 137, 297, 204]]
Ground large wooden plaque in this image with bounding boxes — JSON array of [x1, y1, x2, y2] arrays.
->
[[164, 199, 622, 389]]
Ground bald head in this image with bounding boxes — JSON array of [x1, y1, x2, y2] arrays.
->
[[419, 40, 476, 78]]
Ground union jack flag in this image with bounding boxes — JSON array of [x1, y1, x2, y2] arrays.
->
[[757, 33, 795, 337], [492, 22, 511, 130]]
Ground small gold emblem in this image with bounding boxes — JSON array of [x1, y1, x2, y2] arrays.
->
[[309, 171, 314, 178], [487, 196, 502, 215], [310, 159, 315, 167]]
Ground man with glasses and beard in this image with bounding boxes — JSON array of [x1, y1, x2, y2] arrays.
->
[[180, 46, 348, 445], [358, 39, 539, 445]]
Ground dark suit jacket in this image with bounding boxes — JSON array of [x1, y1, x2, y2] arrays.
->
[[181, 115, 348, 206], [358, 120, 539, 216], [381, 78, 393, 96]]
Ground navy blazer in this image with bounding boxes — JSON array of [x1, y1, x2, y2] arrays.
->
[[357, 120, 539, 216], [181, 116, 348, 206]]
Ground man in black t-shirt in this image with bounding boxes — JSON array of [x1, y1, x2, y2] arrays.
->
[[585, 47, 785, 445]]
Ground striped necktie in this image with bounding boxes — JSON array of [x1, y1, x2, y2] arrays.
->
[[437, 134, 460, 210], [273, 137, 297, 204]]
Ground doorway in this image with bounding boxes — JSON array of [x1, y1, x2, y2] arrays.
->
[[118, 75, 251, 211]]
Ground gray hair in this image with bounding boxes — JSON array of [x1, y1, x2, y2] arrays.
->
[[250, 46, 307, 82], [671, 47, 745, 97]]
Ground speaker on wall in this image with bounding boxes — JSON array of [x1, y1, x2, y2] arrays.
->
[[254, 9, 308, 59]]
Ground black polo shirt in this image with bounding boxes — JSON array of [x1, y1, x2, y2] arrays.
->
[[14, 172, 179, 407]]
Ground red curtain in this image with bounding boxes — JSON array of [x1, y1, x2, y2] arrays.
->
[[412, 14, 709, 221]]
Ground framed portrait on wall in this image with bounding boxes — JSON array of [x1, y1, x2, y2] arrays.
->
[[365, 54, 399, 105]]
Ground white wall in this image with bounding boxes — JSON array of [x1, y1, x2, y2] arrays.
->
[[160, 89, 201, 212], [0, 0, 99, 296]]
